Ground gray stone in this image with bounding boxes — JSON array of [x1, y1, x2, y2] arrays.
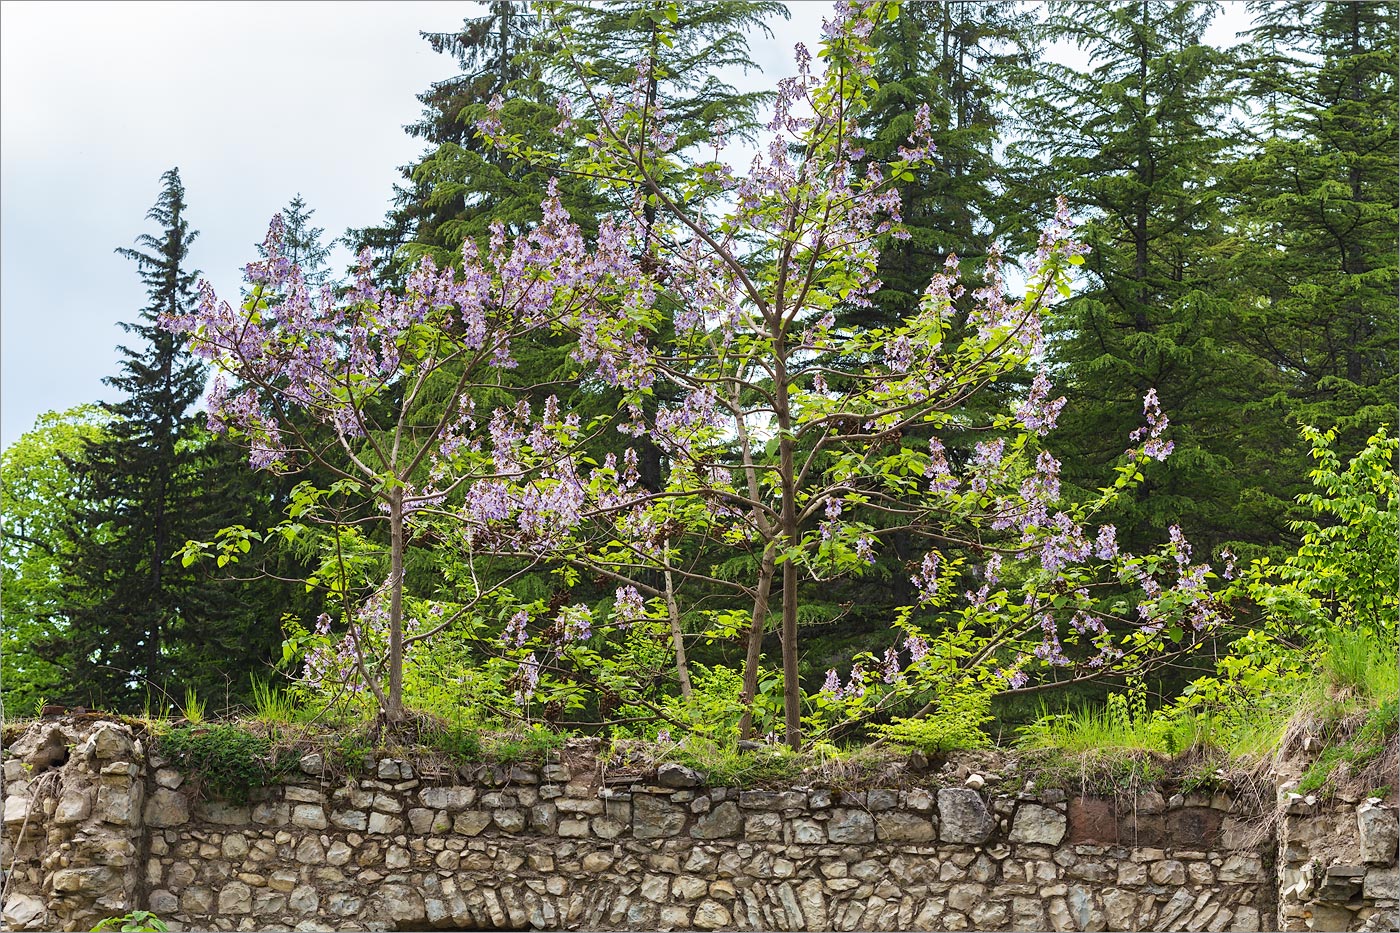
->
[[1149, 860, 1187, 886], [86, 724, 134, 760], [867, 789, 899, 810], [294, 836, 325, 864], [1231, 906, 1260, 932], [95, 781, 140, 825], [406, 807, 433, 833], [494, 808, 526, 832], [382, 884, 426, 924], [330, 808, 367, 830], [368, 810, 403, 834], [938, 788, 995, 844], [693, 899, 732, 930], [1, 795, 29, 824], [1009, 803, 1067, 845], [54, 788, 93, 824], [254, 892, 288, 916], [328, 892, 364, 916], [948, 883, 986, 911], [791, 817, 826, 844], [421, 785, 474, 810], [222, 833, 249, 859], [744, 811, 783, 840], [148, 889, 179, 915], [970, 900, 1009, 928], [828, 808, 876, 843], [180, 886, 214, 914], [875, 810, 936, 843], [1219, 853, 1263, 883], [372, 792, 404, 813], [3, 893, 46, 930], [593, 816, 627, 839], [298, 752, 323, 774], [1364, 867, 1399, 900], [252, 801, 290, 825], [633, 794, 686, 838], [290, 803, 328, 829], [1358, 801, 1399, 864], [658, 762, 705, 787], [326, 841, 354, 866], [739, 790, 807, 810], [219, 881, 253, 914], [692, 801, 742, 839], [153, 767, 183, 789], [1103, 890, 1136, 929], [453, 811, 491, 836], [1067, 885, 1105, 932]]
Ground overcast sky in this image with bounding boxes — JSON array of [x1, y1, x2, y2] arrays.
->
[[0, 1, 1247, 450]]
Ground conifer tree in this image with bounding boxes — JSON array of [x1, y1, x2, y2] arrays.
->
[[1006, 1, 1273, 552], [59, 170, 269, 709], [861, 0, 1031, 328], [1226, 1, 1398, 454], [262, 194, 333, 288], [348, 1, 604, 280]]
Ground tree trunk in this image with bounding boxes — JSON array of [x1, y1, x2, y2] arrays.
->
[[738, 546, 777, 741], [387, 488, 405, 721], [662, 538, 693, 700]]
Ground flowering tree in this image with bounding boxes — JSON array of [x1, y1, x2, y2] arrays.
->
[[464, 0, 1230, 749], [169, 0, 1231, 746], [164, 200, 646, 721]]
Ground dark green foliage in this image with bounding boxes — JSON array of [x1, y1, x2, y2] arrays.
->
[[861, 0, 1031, 328], [55, 170, 293, 712], [158, 724, 298, 802], [260, 194, 333, 288], [348, 1, 607, 280], [1225, 1, 1399, 452], [1006, 1, 1285, 553]]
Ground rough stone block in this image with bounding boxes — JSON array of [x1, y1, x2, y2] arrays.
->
[[938, 788, 995, 844], [692, 801, 741, 839], [1010, 803, 1067, 845], [633, 794, 686, 839], [828, 809, 876, 844], [875, 810, 936, 843], [1358, 801, 1399, 865]]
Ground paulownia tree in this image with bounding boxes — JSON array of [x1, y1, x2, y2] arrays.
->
[[170, 0, 1231, 744], [465, 0, 1229, 749]]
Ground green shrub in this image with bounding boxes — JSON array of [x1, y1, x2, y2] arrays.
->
[[158, 725, 297, 802]]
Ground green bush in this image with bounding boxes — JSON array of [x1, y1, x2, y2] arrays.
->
[[158, 725, 297, 802]]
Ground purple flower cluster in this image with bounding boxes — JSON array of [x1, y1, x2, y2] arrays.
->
[[1017, 372, 1067, 437], [1129, 389, 1174, 460], [502, 610, 529, 648], [612, 586, 646, 630], [911, 550, 941, 606]]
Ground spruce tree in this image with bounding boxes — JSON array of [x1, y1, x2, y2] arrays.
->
[[1226, 1, 1398, 453], [1006, 1, 1275, 553], [860, 0, 1032, 328], [348, 2, 606, 280], [60, 170, 262, 710], [262, 194, 333, 288]]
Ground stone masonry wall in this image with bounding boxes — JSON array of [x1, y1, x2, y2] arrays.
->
[[2, 718, 1396, 932]]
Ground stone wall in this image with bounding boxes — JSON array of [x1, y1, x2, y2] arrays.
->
[[1275, 786, 1399, 931], [2, 718, 1396, 932]]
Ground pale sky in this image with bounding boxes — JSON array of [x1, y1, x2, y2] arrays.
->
[[0, 1, 1248, 449]]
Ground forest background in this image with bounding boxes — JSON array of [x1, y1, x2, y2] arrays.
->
[[2, 1, 1395, 779]]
